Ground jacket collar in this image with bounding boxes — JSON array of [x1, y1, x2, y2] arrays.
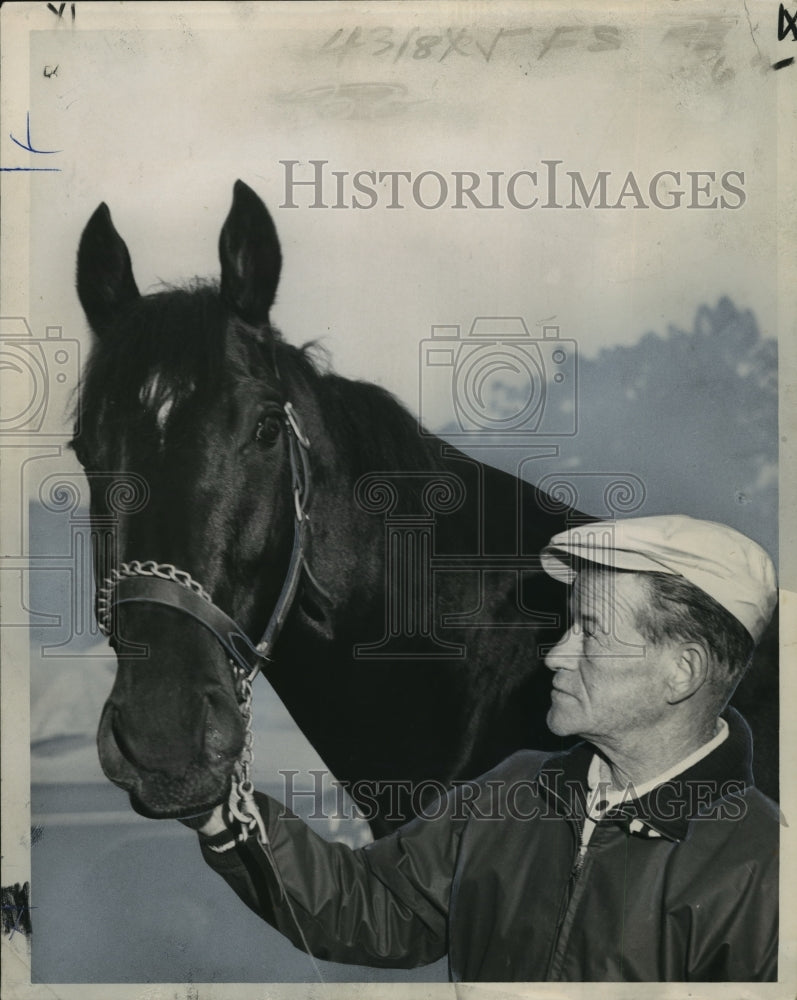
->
[[535, 707, 755, 841]]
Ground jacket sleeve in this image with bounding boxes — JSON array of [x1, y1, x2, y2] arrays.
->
[[687, 847, 779, 982], [665, 790, 780, 982], [198, 789, 466, 969]]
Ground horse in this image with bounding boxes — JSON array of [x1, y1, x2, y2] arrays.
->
[[72, 181, 778, 838]]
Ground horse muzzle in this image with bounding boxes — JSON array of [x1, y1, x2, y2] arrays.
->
[[96, 693, 245, 819]]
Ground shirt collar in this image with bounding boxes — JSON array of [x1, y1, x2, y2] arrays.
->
[[536, 708, 755, 840], [585, 717, 729, 817]]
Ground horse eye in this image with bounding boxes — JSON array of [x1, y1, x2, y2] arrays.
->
[[255, 415, 282, 446]]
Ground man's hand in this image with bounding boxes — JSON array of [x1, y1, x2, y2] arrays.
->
[[178, 803, 228, 837]]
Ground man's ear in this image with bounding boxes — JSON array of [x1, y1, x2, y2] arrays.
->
[[665, 643, 710, 704]]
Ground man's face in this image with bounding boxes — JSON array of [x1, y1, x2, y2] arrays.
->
[[545, 570, 673, 749]]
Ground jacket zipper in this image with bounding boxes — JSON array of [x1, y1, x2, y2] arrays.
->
[[570, 843, 588, 884], [544, 819, 588, 978]]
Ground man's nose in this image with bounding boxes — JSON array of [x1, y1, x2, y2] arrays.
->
[[545, 627, 580, 671]]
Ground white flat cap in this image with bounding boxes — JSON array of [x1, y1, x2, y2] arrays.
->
[[540, 515, 777, 642]]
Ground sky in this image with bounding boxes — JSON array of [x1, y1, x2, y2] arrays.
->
[[18, 3, 779, 433]]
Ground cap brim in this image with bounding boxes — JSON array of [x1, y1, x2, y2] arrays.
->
[[540, 543, 681, 584]]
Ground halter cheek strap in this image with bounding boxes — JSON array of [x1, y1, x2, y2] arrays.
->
[[96, 401, 313, 681]]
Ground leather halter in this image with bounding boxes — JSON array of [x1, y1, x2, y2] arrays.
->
[[96, 402, 313, 681]]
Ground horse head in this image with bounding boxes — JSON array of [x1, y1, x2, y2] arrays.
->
[[74, 181, 332, 819], [75, 181, 599, 835]]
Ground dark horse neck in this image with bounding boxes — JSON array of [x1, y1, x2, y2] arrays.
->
[[264, 367, 581, 834]]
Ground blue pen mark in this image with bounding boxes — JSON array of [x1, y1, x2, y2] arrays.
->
[[1, 111, 62, 172], [10, 111, 61, 154]]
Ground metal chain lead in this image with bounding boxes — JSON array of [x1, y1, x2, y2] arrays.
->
[[96, 561, 213, 637], [226, 660, 326, 983], [227, 663, 269, 847]]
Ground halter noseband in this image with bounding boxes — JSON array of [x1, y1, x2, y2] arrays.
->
[[95, 401, 313, 681]]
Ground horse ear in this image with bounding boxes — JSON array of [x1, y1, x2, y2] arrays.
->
[[219, 180, 282, 325], [76, 203, 140, 334]]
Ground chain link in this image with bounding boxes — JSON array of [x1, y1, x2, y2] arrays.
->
[[96, 563, 270, 844], [227, 662, 269, 847], [96, 561, 213, 636], [225, 659, 324, 983]]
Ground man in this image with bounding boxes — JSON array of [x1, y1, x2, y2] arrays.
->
[[192, 515, 779, 981]]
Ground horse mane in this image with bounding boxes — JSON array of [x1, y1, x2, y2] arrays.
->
[[285, 349, 449, 480], [75, 280, 449, 482]]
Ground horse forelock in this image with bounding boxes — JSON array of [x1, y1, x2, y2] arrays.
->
[[75, 281, 326, 464], [79, 283, 221, 414], [75, 275, 447, 495]]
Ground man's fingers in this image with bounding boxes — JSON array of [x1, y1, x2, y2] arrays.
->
[[178, 804, 227, 835]]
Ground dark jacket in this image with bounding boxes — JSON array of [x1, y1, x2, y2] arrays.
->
[[199, 708, 779, 981]]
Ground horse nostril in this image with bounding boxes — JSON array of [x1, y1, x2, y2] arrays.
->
[[97, 702, 140, 788], [110, 709, 136, 763], [204, 692, 245, 764]]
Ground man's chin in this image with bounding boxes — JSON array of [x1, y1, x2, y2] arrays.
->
[[546, 705, 580, 738]]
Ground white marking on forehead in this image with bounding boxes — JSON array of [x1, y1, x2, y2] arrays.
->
[[138, 372, 177, 439], [138, 372, 163, 408], [155, 398, 174, 432]]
